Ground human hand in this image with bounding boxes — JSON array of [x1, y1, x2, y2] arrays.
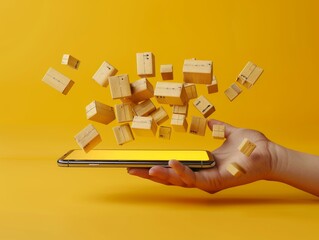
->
[[128, 119, 275, 194]]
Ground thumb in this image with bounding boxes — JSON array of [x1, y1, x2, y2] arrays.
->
[[207, 119, 238, 138]]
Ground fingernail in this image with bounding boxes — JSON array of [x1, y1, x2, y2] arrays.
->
[[168, 159, 176, 166], [149, 167, 155, 176]]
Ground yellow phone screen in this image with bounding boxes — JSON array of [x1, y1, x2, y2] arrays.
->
[[64, 149, 212, 161]]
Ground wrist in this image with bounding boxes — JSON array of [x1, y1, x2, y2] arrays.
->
[[265, 141, 289, 182], [266, 141, 319, 196]]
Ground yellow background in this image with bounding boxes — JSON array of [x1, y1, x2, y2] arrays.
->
[[1, 0, 319, 239]]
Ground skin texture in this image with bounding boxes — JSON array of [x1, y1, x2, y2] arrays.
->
[[128, 119, 319, 197]]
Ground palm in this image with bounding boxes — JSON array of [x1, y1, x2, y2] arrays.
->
[[195, 127, 272, 193]]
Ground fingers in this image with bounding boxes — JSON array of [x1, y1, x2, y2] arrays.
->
[[128, 162, 223, 192], [128, 162, 198, 188], [127, 168, 151, 179], [207, 119, 237, 138], [128, 166, 188, 186], [168, 160, 197, 187], [149, 166, 188, 186], [127, 168, 172, 185]]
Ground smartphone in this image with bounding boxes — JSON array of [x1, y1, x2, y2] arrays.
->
[[57, 149, 215, 169]]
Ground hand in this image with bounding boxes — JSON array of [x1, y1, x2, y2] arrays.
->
[[128, 119, 275, 194]]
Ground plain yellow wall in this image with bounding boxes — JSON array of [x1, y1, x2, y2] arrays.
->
[[1, 0, 319, 157], [1, 1, 319, 240]]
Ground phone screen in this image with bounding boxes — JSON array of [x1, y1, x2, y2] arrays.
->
[[63, 149, 212, 161]]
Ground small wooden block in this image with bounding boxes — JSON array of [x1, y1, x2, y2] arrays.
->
[[212, 124, 225, 139], [183, 59, 213, 84], [131, 116, 157, 137], [160, 64, 173, 80], [237, 61, 263, 88], [42, 67, 74, 95], [74, 124, 101, 152], [193, 95, 216, 118], [113, 123, 134, 145], [226, 163, 245, 177], [158, 126, 172, 139], [171, 114, 188, 132], [136, 52, 154, 76], [224, 83, 242, 101], [61, 54, 80, 69], [238, 138, 256, 157], [189, 116, 207, 136], [86, 100, 115, 125], [151, 106, 169, 125], [114, 103, 134, 123], [130, 78, 154, 103], [120, 97, 134, 104], [154, 82, 188, 105], [109, 74, 132, 99], [92, 61, 117, 87], [132, 99, 156, 116], [184, 83, 198, 100], [172, 104, 188, 115], [207, 76, 218, 94]]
